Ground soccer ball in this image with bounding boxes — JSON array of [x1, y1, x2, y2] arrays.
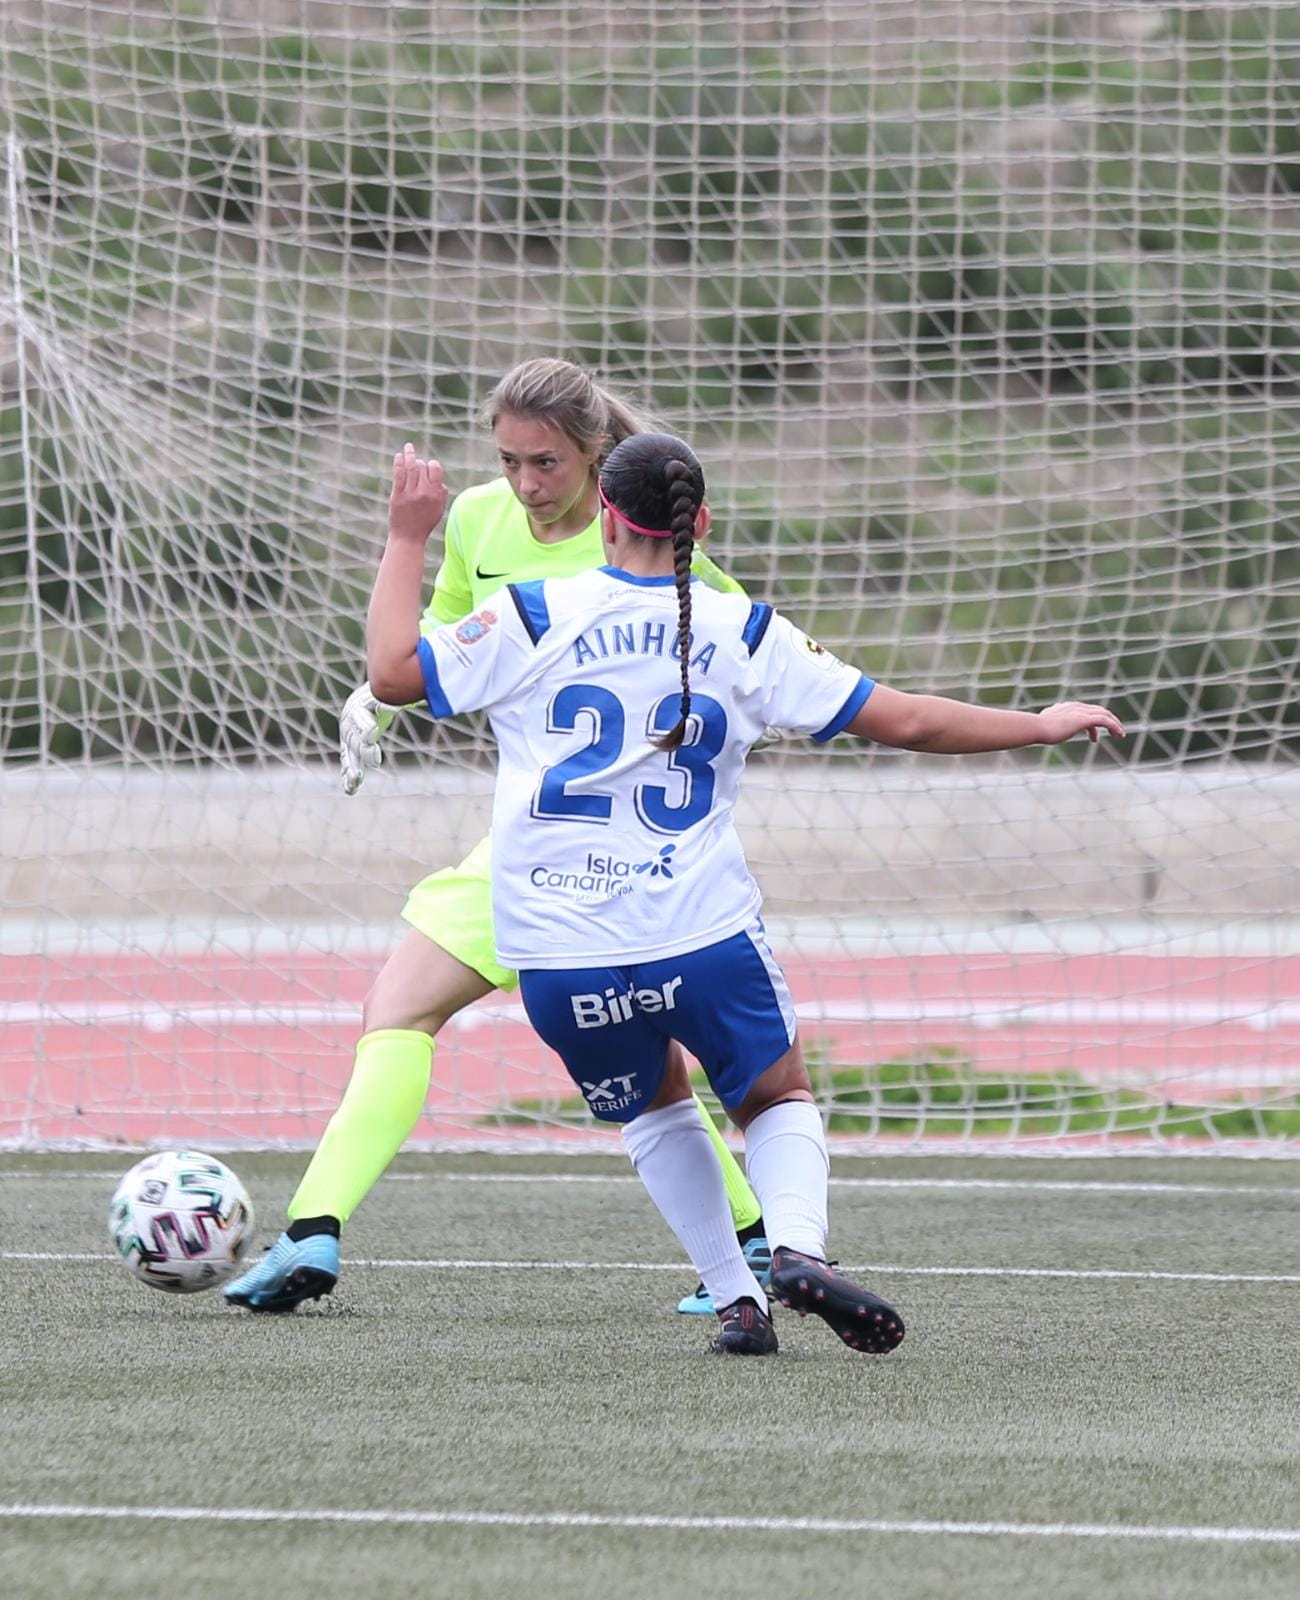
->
[[108, 1149, 255, 1293]]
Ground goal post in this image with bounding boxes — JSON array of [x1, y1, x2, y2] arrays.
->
[[4, 1, 1300, 1152]]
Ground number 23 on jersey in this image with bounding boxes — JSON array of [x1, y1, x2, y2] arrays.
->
[[530, 685, 727, 835]]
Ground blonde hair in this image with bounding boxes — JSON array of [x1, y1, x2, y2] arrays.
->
[[480, 358, 652, 464]]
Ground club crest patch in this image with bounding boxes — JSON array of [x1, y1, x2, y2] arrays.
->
[[455, 609, 498, 645], [798, 631, 840, 672]]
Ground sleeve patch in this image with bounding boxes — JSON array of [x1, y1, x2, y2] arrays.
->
[[797, 631, 842, 672], [454, 609, 498, 646]]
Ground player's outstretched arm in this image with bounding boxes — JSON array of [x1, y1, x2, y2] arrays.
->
[[367, 443, 448, 708], [845, 684, 1125, 754]]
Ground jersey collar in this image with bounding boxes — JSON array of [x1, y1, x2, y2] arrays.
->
[[599, 564, 688, 588]]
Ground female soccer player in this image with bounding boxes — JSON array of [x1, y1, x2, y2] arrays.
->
[[225, 360, 766, 1314], [356, 432, 1124, 1355]]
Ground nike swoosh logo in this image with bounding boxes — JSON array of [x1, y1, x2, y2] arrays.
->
[[475, 564, 509, 581]]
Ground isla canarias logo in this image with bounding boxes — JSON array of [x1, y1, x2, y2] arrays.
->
[[633, 845, 676, 879]]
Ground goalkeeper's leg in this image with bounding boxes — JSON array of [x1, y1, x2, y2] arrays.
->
[[286, 932, 493, 1224], [224, 930, 491, 1311]]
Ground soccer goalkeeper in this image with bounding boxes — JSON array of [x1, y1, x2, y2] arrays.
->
[[225, 358, 767, 1313]]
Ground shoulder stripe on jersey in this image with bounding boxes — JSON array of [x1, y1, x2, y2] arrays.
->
[[741, 601, 773, 656], [507, 580, 552, 646], [811, 675, 875, 744], [417, 637, 454, 719]]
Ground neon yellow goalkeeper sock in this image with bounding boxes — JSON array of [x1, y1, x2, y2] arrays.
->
[[287, 1029, 434, 1225], [693, 1091, 763, 1234]]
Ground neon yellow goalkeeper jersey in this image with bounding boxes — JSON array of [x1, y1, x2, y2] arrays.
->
[[421, 476, 745, 630]]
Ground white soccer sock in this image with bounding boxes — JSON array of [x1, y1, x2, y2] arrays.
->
[[622, 1099, 767, 1312], [743, 1099, 830, 1259]]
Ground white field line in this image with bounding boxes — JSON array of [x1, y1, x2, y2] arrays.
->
[[394, 1173, 1300, 1197], [6, 1170, 1300, 1199], [6, 1251, 1300, 1285], [7, 997, 1300, 1031], [1, 1501, 1299, 1545]]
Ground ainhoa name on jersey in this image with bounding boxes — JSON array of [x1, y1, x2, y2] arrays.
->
[[571, 619, 718, 673]]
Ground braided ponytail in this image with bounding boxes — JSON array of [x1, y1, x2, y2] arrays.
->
[[598, 431, 707, 754], [655, 460, 698, 752]]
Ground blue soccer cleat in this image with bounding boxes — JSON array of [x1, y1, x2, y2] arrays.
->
[[676, 1236, 772, 1315], [223, 1231, 339, 1313]]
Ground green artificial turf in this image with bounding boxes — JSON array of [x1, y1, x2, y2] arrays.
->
[[2, 1152, 1299, 1599]]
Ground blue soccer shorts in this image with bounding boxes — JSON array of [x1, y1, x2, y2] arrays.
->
[[518, 922, 798, 1123]]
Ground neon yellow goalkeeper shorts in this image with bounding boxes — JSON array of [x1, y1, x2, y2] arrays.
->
[[400, 833, 519, 993]]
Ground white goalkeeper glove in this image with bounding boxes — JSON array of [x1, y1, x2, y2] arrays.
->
[[338, 680, 400, 796]]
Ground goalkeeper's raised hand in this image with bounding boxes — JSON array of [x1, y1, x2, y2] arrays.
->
[[339, 680, 399, 796], [343, 445, 452, 792]]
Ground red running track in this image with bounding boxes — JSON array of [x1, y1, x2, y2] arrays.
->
[[3, 947, 1299, 1145]]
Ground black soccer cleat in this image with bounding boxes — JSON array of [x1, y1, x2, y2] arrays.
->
[[710, 1295, 779, 1356], [769, 1246, 904, 1354]]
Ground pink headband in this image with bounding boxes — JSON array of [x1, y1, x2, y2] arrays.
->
[[597, 479, 675, 538]]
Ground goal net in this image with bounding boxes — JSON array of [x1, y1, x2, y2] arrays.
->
[[4, 0, 1300, 1152]]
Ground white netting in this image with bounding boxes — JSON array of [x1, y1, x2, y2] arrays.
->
[[4, 1, 1300, 1150]]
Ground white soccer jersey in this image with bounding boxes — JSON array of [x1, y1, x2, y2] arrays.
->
[[416, 566, 874, 968]]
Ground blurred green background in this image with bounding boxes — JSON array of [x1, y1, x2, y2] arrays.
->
[[2, 3, 1299, 765]]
